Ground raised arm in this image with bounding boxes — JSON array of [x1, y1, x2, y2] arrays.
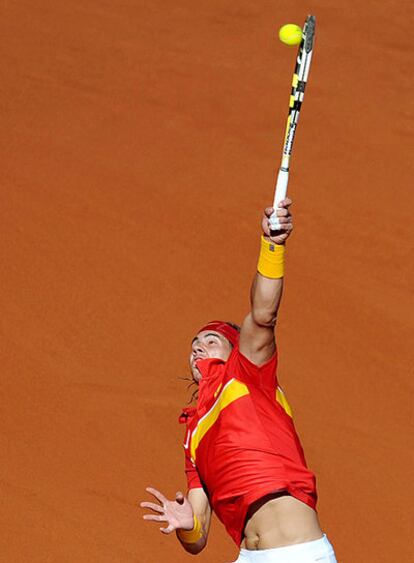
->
[[140, 486, 211, 555], [239, 199, 293, 365]]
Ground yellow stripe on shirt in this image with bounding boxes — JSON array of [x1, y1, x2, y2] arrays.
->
[[190, 379, 249, 461], [189, 381, 293, 462], [276, 386, 293, 417]]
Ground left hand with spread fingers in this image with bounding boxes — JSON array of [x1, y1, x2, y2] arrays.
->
[[140, 486, 194, 535]]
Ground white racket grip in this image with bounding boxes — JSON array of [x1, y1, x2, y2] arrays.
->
[[269, 168, 289, 230]]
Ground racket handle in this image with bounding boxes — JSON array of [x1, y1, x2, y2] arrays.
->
[[269, 168, 289, 231]]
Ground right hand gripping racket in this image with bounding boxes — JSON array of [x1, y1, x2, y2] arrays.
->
[[269, 15, 316, 233]]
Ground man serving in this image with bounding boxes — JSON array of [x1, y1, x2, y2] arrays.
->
[[140, 200, 337, 562]]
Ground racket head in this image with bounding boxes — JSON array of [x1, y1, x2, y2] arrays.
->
[[281, 14, 316, 165]]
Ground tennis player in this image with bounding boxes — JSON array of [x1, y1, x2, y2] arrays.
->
[[141, 199, 337, 562]]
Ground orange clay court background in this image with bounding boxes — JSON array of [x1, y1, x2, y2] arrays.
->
[[1, 1, 413, 562]]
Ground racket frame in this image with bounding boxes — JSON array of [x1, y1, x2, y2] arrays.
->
[[269, 15, 316, 232]]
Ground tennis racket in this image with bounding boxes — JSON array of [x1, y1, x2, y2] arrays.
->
[[269, 15, 316, 233]]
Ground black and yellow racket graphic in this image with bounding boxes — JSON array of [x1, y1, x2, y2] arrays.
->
[[270, 15, 316, 232]]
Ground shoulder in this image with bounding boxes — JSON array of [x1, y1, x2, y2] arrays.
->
[[226, 344, 278, 388]]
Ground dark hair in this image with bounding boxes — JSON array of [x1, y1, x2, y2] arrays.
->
[[177, 373, 199, 404], [225, 321, 241, 335], [188, 382, 199, 404], [223, 321, 241, 348], [226, 321, 240, 330]]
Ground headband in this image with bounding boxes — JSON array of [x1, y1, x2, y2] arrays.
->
[[196, 321, 240, 347]]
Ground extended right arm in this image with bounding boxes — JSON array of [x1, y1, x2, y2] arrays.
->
[[239, 200, 292, 366]]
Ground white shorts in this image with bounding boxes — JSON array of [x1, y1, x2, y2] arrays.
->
[[232, 534, 337, 563]]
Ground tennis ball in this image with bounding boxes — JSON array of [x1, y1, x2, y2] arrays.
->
[[278, 23, 302, 46]]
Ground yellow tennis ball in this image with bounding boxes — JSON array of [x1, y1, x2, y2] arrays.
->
[[278, 23, 302, 46]]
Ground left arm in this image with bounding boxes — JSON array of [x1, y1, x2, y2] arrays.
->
[[239, 199, 293, 365]]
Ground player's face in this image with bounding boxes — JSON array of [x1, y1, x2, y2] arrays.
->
[[189, 330, 232, 383]]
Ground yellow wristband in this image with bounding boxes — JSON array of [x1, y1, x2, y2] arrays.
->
[[177, 515, 203, 544], [257, 235, 285, 279]]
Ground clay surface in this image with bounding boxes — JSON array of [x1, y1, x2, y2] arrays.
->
[[2, 2, 412, 561]]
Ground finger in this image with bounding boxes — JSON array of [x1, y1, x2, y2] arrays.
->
[[146, 487, 168, 505], [143, 514, 168, 522], [140, 502, 164, 513], [270, 229, 291, 242], [269, 222, 293, 237], [274, 215, 292, 225], [278, 197, 292, 208], [269, 234, 288, 244], [160, 524, 175, 534], [268, 224, 291, 238], [275, 207, 289, 218], [264, 207, 274, 218], [274, 222, 293, 231]]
